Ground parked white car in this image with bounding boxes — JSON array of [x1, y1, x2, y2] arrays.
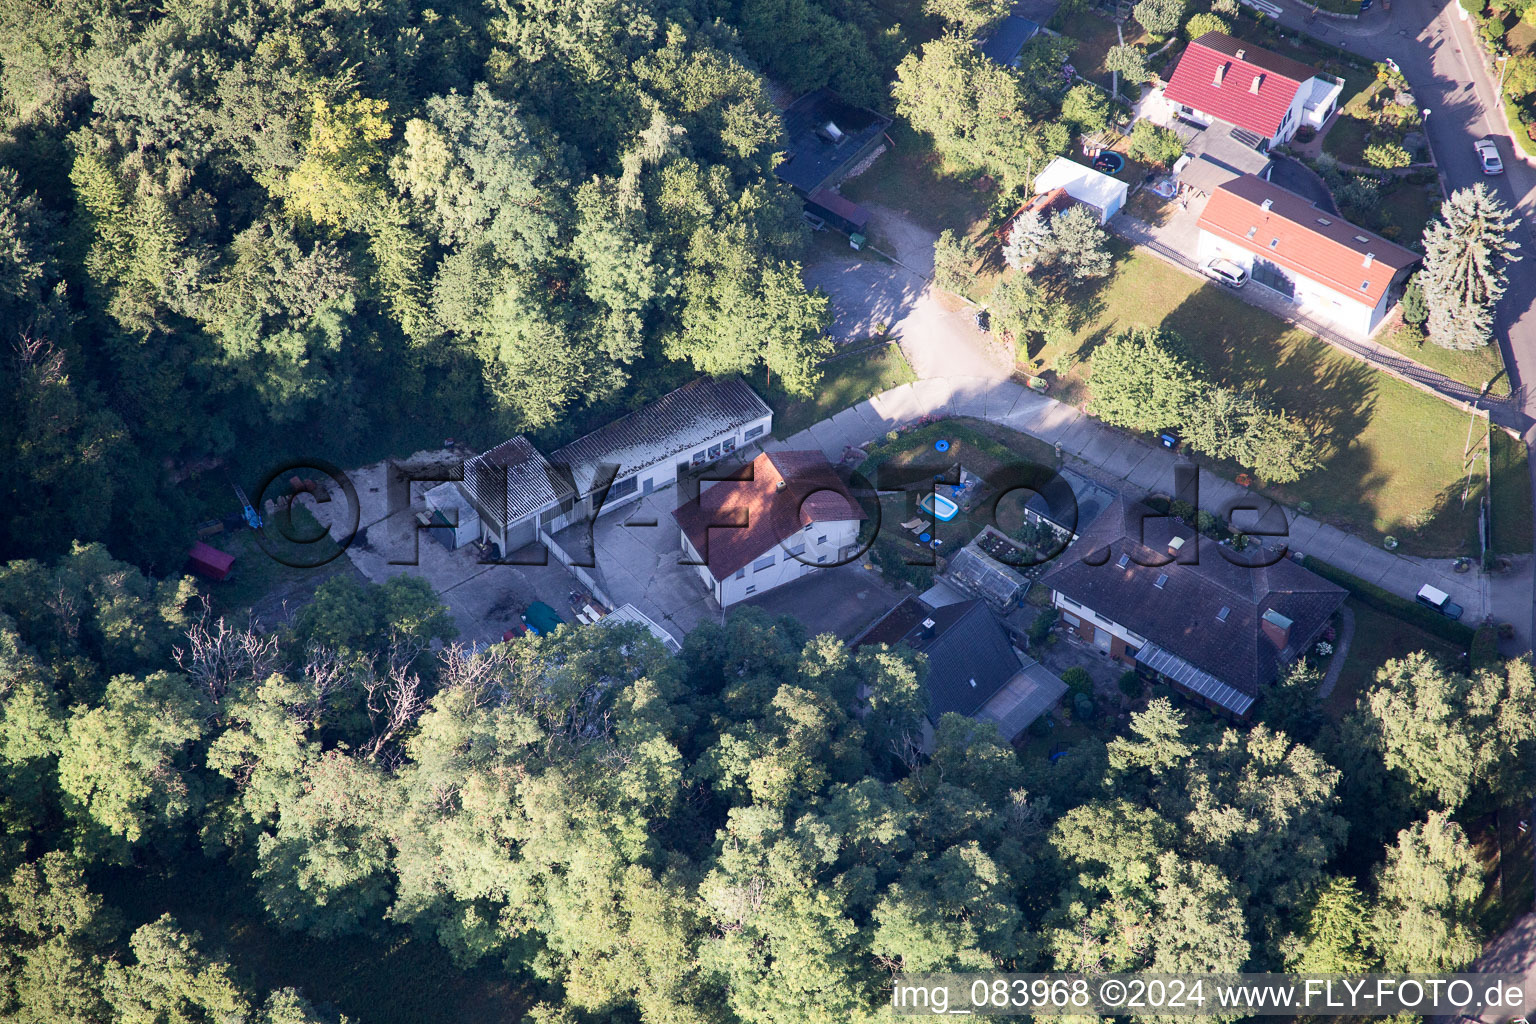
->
[[1203, 258, 1248, 288], [1475, 138, 1504, 175]]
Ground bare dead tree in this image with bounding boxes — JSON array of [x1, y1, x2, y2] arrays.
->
[[297, 646, 349, 722], [892, 728, 926, 777], [173, 598, 282, 706], [1004, 787, 1049, 839], [437, 642, 517, 706], [359, 640, 429, 765]]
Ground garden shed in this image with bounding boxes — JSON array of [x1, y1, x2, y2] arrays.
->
[[1032, 157, 1128, 224]]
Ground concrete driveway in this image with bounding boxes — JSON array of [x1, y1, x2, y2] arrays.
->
[[740, 562, 905, 639], [301, 455, 587, 646], [802, 202, 1014, 381]]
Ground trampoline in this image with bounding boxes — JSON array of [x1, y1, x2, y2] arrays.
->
[[919, 492, 961, 522], [1093, 151, 1125, 174]]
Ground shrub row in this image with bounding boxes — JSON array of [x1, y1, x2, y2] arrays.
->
[[1300, 556, 1475, 647]]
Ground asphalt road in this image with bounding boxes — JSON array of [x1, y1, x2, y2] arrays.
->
[[1272, 0, 1536, 641]]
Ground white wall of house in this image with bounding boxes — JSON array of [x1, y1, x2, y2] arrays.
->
[[683, 518, 860, 607], [1195, 229, 1394, 336], [1052, 591, 1148, 651], [552, 412, 775, 531], [1298, 77, 1343, 132]]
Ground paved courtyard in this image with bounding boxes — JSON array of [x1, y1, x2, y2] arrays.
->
[[300, 454, 586, 647]]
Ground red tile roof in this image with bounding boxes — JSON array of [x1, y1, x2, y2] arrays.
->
[[672, 450, 866, 580], [1197, 175, 1419, 301], [1164, 32, 1316, 139]]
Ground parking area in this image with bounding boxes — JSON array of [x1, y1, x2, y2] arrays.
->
[[740, 562, 905, 639], [569, 492, 721, 640], [303, 455, 586, 647]]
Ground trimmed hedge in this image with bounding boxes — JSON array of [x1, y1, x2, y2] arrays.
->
[[1470, 624, 1501, 672], [1301, 556, 1475, 646], [1504, 97, 1536, 158]]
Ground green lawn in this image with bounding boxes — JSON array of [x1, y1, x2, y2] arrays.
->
[[1491, 427, 1535, 554], [1327, 599, 1462, 716], [1054, 10, 1149, 94], [840, 121, 997, 238], [95, 857, 532, 1024], [759, 342, 917, 438], [206, 504, 360, 621], [859, 418, 1060, 587], [1377, 323, 1510, 397], [1322, 113, 1373, 165], [1033, 250, 1486, 555], [1376, 177, 1438, 246]]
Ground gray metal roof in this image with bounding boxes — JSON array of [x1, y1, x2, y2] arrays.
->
[[462, 436, 566, 530], [549, 378, 772, 497], [1136, 643, 1255, 716], [601, 603, 682, 654]]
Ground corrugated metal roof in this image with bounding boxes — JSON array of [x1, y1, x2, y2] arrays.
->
[[550, 378, 772, 497], [1136, 643, 1255, 716], [462, 435, 566, 530]]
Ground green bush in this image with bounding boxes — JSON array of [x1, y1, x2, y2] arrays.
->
[[1461, 0, 1486, 14], [1073, 691, 1097, 720], [1029, 607, 1059, 644], [1117, 670, 1143, 697], [870, 538, 936, 590], [1300, 557, 1475, 646], [1470, 625, 1501, 672], [1504, 97, 1536, 158], [1061, 666, 1093, 693]]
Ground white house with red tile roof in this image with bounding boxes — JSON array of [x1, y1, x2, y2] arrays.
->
[[1195, 175, 1420, 336], [673, 450, 866, 606], [1164, 32, 1342, 146]]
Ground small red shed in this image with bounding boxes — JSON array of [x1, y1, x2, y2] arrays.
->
[[186, 542, 235, 581]]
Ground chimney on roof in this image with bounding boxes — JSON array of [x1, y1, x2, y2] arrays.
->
[[1260, 198, 1273, 212], [775, 479, 787, 491], [1235, 48, 1246, 59], [1250, 74, 1263, 94], [1260, 608, 1293, 651], [1363, 252, 1375, 268], [1213, 63, 1227, 87], [1168, 535, 1186, 557], [920, 617, 937, 641]]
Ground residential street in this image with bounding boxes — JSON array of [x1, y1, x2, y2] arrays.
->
[[1261, 0, 1536, 999], [1267, 0, 1536, 639], [763, 372, 1495, 633]]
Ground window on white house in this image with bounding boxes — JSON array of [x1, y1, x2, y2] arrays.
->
[[785, 541, 806, 557], [745, 585, 756, 594], [816, 535, 827, 544], [708, 442, 721, 459], [734, 567, 746, 580], [608, 475, 638, 499], [744, 424, 764, 440], [754, 554, 775, 572]]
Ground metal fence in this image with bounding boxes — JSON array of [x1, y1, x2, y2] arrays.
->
[[1120, 229, 1521, 413]]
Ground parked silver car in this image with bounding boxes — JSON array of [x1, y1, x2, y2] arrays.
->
[[1203, 258, 1248, 288], [1475, 138, 1504, 175]]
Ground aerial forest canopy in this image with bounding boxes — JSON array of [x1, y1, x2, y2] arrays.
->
[[0, 548, 1526, 1022], [0, 0, 907, 570]]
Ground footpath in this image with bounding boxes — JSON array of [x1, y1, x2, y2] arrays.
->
[[765, 373, 1510, 643]]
